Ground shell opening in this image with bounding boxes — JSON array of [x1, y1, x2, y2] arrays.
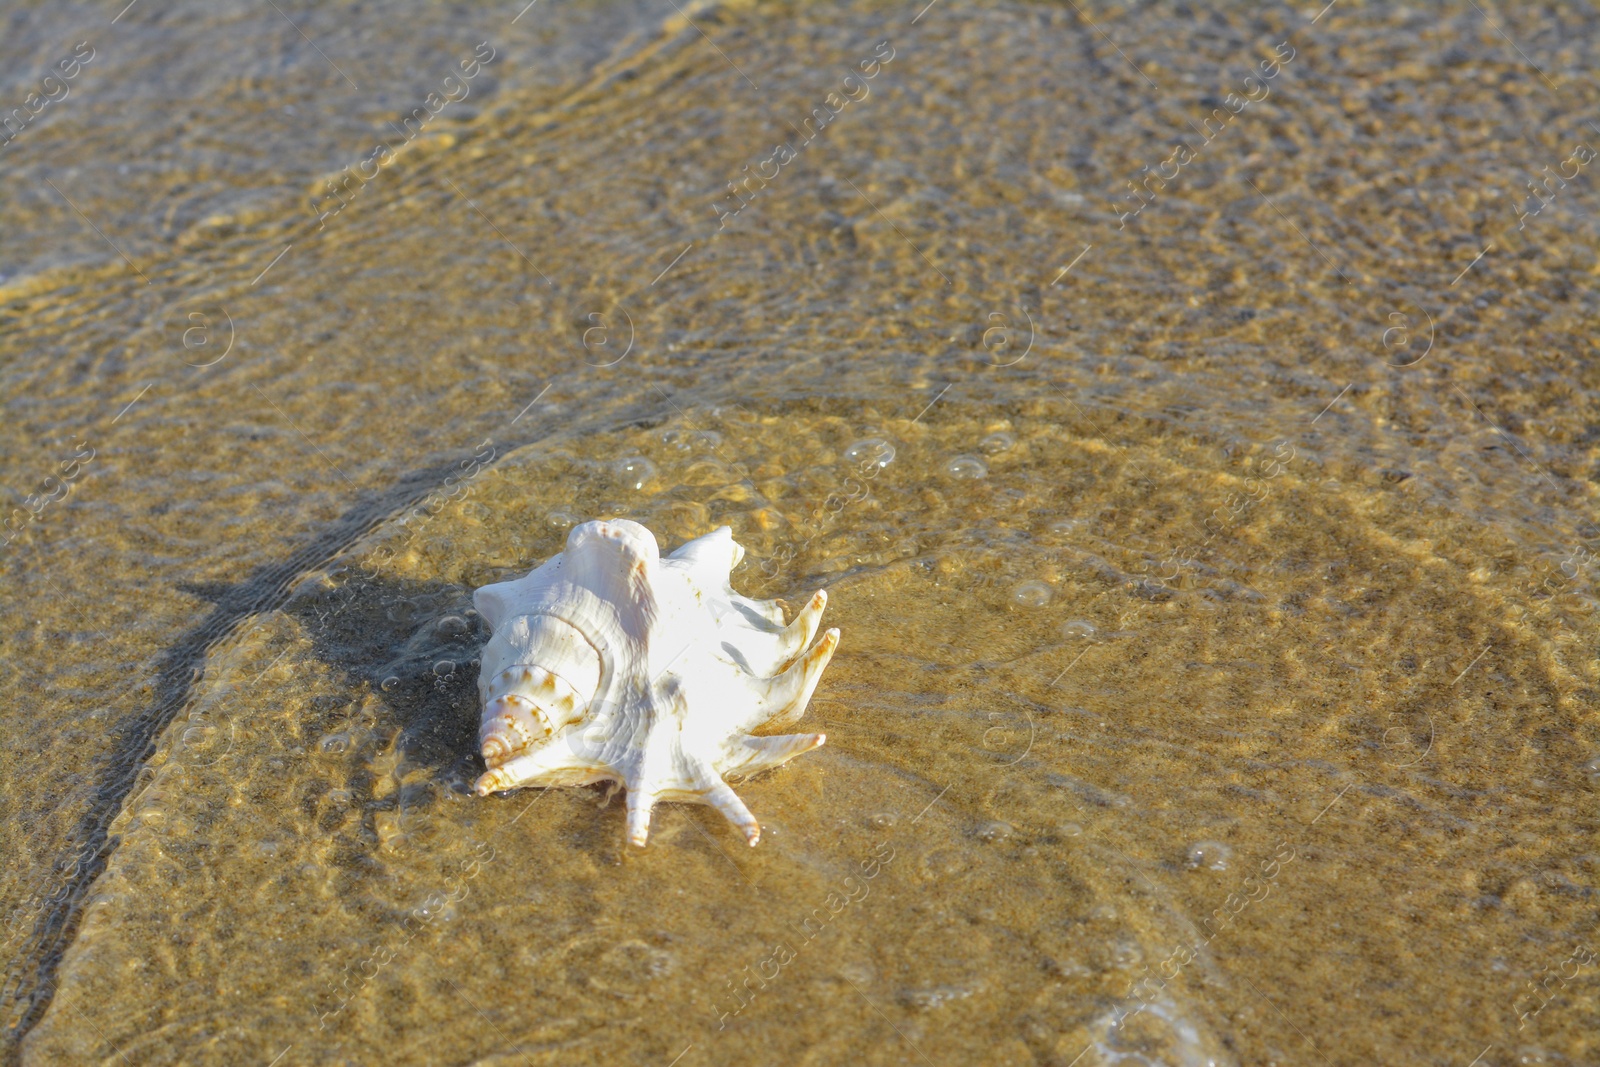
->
[[479, 667, 593, 770]]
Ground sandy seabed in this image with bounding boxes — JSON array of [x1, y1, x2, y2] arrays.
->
[[2, 0, 1599, 1064]]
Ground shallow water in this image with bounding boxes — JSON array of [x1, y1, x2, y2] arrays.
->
[[3, 0, 1599, 1064]]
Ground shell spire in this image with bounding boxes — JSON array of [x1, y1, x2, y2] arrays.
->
[[472, 520, 838, 846]]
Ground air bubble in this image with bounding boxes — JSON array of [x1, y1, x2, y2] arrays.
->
[[945, 454, 988, 479], [434, 615, 470, 641], [1583, 754, 1600, 788], [1061, 619, 1098, 640], [845, 438, 896, 469], [919, 848, 970, 879], [978, 432, 1015, 455], [385, 599, 420, 625], [616, 456, 656, 491], [588, 941, 676, 995], [1012, 580, 1052, 607], [1184, 840, 1232, 871], [900, 985, 972, 1011]]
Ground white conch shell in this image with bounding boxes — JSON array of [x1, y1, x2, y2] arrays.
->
[[472, 519, 838, 847]]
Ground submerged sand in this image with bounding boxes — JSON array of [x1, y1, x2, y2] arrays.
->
[[2, 0, 1598, 1064]]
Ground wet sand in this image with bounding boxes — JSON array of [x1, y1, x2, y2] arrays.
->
[[2, 0, 1599, 1064]]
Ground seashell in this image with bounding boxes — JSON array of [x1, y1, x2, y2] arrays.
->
[[472, 519, 839, 847]]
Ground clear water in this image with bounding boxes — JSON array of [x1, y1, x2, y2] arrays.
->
[[3, 1, 1599, 1064]]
